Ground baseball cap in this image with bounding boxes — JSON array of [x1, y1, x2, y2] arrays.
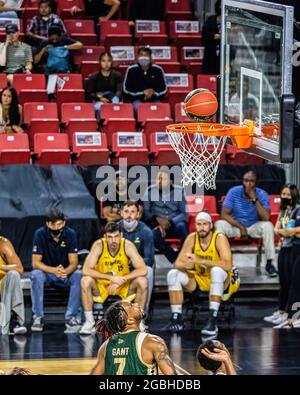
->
[[5, 24, 19, 34]]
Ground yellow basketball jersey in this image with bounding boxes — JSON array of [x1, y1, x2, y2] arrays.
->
[[95, 237, 130, 303], [0, 237, 7, 280]]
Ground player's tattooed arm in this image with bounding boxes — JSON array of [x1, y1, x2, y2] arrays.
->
[[153, 338, 177, 375]]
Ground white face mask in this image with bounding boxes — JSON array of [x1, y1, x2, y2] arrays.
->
[[138, 56, 150, 67], [123, 219, 137, 230]]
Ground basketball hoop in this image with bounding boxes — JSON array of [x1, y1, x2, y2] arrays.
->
[[166, 121, 254, 189]]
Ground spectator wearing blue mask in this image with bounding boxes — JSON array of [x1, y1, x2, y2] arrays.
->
[[123, 46, 167, 114], [85, 51, 123, 119]]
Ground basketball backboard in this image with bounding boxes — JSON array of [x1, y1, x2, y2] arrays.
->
[[220, 0, 295, 162]]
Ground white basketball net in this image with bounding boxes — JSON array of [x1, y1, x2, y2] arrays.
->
[[166, 125, 228, 189]]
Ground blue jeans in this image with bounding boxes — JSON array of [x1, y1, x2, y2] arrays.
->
[[153, 221, 189, 264], [30, 269, 82, 320], [0, 11, 18, 18]]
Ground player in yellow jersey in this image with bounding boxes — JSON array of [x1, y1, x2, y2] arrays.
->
[[80, 222, 148, 335], [166, 212, 240, 336], [0, 236, 26, 335]]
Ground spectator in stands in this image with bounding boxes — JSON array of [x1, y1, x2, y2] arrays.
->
[[128, 0, 164, 23], [264, 184, 300, 327], [86, 52, 123, 119], [0, 0, 21, 19], [33, 24, 83, 74], [26, 0, 68, 48], [101, 170, 128, 223], [143, 170, 188, 264], [30, 209, 82, 333], [119, 200, 155, 315], [202, 0, 221, 75], [215, 170, 277, 277], [0, 24, 33, 78], [0, 235, 27, 335], [123, 46, 167, 114], [0, 87, 23, 133], [197, 340, 237, 375], [84, 0, 120, 21], [80, 222, 147, 335]]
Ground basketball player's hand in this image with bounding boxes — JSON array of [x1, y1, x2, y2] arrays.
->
[[108, 284, 119, 295], [185, 253, 196, 269], [110, 276, 126, 287], [201, 347, 231, 363]]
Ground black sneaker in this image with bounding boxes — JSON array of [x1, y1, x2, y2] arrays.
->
[[9, 313, 27, 336], [166, 313, 184, 333], [201, 316, 218, 336], [266, 262, 277, 277]]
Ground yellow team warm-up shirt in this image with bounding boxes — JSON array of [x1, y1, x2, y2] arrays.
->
[[95, 237, 130, 303]]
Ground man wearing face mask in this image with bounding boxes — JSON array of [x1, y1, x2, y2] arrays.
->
[[30, 209, 82, 333], [26, 0, 67, 48], [123, 46, 168, 114], [119, 200, 155, 315]]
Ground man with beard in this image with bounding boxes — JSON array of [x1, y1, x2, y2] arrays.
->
[[166, 212, 240, 336], [215, 170, 277, 277], [80, 222, 147, 335], [90, 300, 177, 375]]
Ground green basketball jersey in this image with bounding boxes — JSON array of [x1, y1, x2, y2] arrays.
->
[[104, 330, 158, 375]]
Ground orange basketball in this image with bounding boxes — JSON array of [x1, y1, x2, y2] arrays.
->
[[183, 88, 218, 121]]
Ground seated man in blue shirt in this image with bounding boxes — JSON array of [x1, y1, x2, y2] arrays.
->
[[215, 170, 277, 277], [30, 209, 82, 333], [119, 200, 154, 315], [143, 170, 189, 264]]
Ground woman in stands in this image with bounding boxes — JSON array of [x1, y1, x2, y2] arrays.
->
[[264, 184, 300, 327], [0, 87, 23, 133], [86, 51, 123, 119]]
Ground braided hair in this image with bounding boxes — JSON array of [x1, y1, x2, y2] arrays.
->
[[96, 301, 128, 341]]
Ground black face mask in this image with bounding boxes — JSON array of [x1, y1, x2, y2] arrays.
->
[[281, 198, 292, 207], [51, 228, 64, 237]]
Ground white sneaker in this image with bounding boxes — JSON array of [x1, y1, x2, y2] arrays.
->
[[272, 313, 288, 325], [273, 320, 291, 329], [292, 319, 300, 328], [263, 310, 281, 323], [79, 320, 96, 335]]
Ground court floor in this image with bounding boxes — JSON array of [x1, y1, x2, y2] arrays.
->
[[1, 303, 300, 375]]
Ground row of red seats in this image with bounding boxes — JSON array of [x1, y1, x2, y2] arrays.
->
[[18, 0, 193, 20]]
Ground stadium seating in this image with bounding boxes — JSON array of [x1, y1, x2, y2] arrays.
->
[[165, 73, 194, 116], [186, 195, 220, 232], [99, 20, 132, 48], [175, 102, 191, 123], [24, 103, 59, 147], [149, 46, 181, 73], [72, 132, 110, 165], [134, 21, 168, 46], [165, 0, 193, 20], [13, 74, 47, 105], [269, 194, 281, 225], [169, 20, 202, 49], [0, 74, 7, 90], [181, 46, 204, 79], [197, 74, 218, 94], [56, 74, 85, 110], [34, 133, 70, 165], [73, 46, 104, 77], [149, 132, 180, 165], [137, 103, 173, 144], [64, 20, 97, 45], [111, 132, 149, 165], [21, 1, 38, 20], [0, 134, 30, 165], [61, 103, 98, 144], [100, 103, 136, 147], [56, 0, 85, 18]]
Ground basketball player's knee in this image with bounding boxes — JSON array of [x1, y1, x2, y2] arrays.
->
[[136, 276, 148, 290], [167, 269, 189, 291], [210, 267, 227, 297], [81, 275, 94, 290]]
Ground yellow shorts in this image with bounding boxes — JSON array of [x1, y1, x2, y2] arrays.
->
[[93, 279, 130, 304]]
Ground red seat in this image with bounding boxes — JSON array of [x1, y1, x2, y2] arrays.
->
[[64, 20, 97, 45], [226, 145, 265, 165], [186, 195, 219, 232], [73, 45, 104, 77], [24, 103, 59, 148], [149, 132, 180, 165], [110, 45, 135, 68], [135, 21, 168, 46], [0, 74, 7, 90], [100, 103, 136, 147], [13, 74, 47, 105], [165, 0, 192, 20], [137, 103, 173, 145], [165, 73, 194, 117], [197, 74, 218, 94], [269, 195, 281, 225], [56, 74, 85, 110], [34, 133, 70, 165], [149, 46, 181, 73], [72, 132, 110, 165], [21, 0, 39, 20], [0, 134, 30, 165], [111, 132, 149, 165], [181, 46, 204, 78], [99, 20, 132, 48], [56, 0, 85, 18], [169, 20, 202, 49], [61, 103, 98, 145], [175, 102, 190, 123]]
